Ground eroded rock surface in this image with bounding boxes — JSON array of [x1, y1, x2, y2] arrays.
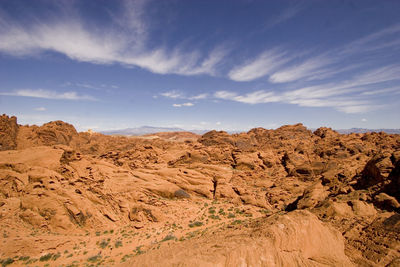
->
[[0, 114, 399, 266]]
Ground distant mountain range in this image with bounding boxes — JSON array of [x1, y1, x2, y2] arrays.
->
[[336, 128, 400, 134], [101, 126, 216, 136], [102, 126, 400, 136], [102, 126, 187, 136]]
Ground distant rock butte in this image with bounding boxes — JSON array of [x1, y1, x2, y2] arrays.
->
[[0, 114, 399, 266]]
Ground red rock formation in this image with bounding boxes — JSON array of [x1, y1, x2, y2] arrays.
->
[[0, 114, 18, 151], [0, 115, 399, 266]]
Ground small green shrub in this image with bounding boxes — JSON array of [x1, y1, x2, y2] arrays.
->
[[18, 256, 30, 261], [39, 253, 53, 262], [99, 239, 109, 249], [115, 240, 123, 248], [259, 209, 270, 214], [161, 234, 176, 242], [52, 253, 61, 261], [87, 255, 101, 263], [134, 246, 144, 255], [235, 208, 244, 214], [209, 214, 220, 220], [188, 221, 203, 228], [0, 258, 14, 267], [121, 254, 133, 263]]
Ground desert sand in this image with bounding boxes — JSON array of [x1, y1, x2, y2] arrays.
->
[[0, 114, 399, 266]]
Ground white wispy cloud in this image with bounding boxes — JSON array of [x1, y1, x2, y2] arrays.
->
[[284, 65, 400, 100], [215, 63, 400, 113], [361, 86, 400, 96], [76, 83, 100, 90], [189, 93, 208, 100], [62, 82, 119, 91], [267, 24, 400, 84], [172, 102, 194, 107], [336, 105, 378, 114], [161, 90, 208, 100], [175, 46, 231, 76], [214, 89, 373, 113], [0, 89, 96, 101], [214, 90, 282, 104], [0, 1, 228, 77], [264, 4, 304, 29], [341, 23, 400, 55], [268, 55, 337, 83], [161, 91, 183, 99], [350, 65, 400, 86], [34, 107, 46, 111], [228, 49, 290, 82]]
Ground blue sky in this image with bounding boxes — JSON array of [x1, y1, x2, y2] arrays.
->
[[0, 0, 399, 131]]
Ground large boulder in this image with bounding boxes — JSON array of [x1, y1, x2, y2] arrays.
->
[[314, 127, 340, 139], [198, 130, 234, 147], [16, 120, 79, 149], [34, 120, 78, 146], [356, 153, 394, 188], [383, 153, 400, 202], [296, 182, 329, 209]]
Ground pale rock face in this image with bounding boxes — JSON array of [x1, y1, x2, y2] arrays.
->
[[296, 182, 329, 209], [126, 210, 353, 267]]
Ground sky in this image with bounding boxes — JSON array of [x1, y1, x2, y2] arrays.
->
[[0, 0, 399, 132]]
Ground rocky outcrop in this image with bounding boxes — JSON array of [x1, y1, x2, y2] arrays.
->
[[35, 120, 78, 146], [314, 127, 340, 139], [198, 130, 234, 147], [17, 120, 79, 149], [0, 114, 18, 151], [383, 153, 400, 202]]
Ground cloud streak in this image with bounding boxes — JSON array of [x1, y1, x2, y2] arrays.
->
[[228, 49, 290, 82], [0, 89, 96, 101], [340, 23, 400, 55], [214, 89, 373, 114], [161, 90, 208, 100], [172, 102, 194, 107], [268, 55, 339, 83], [215, 63, 400, 113], [227, 23, 400, 85], [0, 1, 228, 77], [263, 4, 304, 29]]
